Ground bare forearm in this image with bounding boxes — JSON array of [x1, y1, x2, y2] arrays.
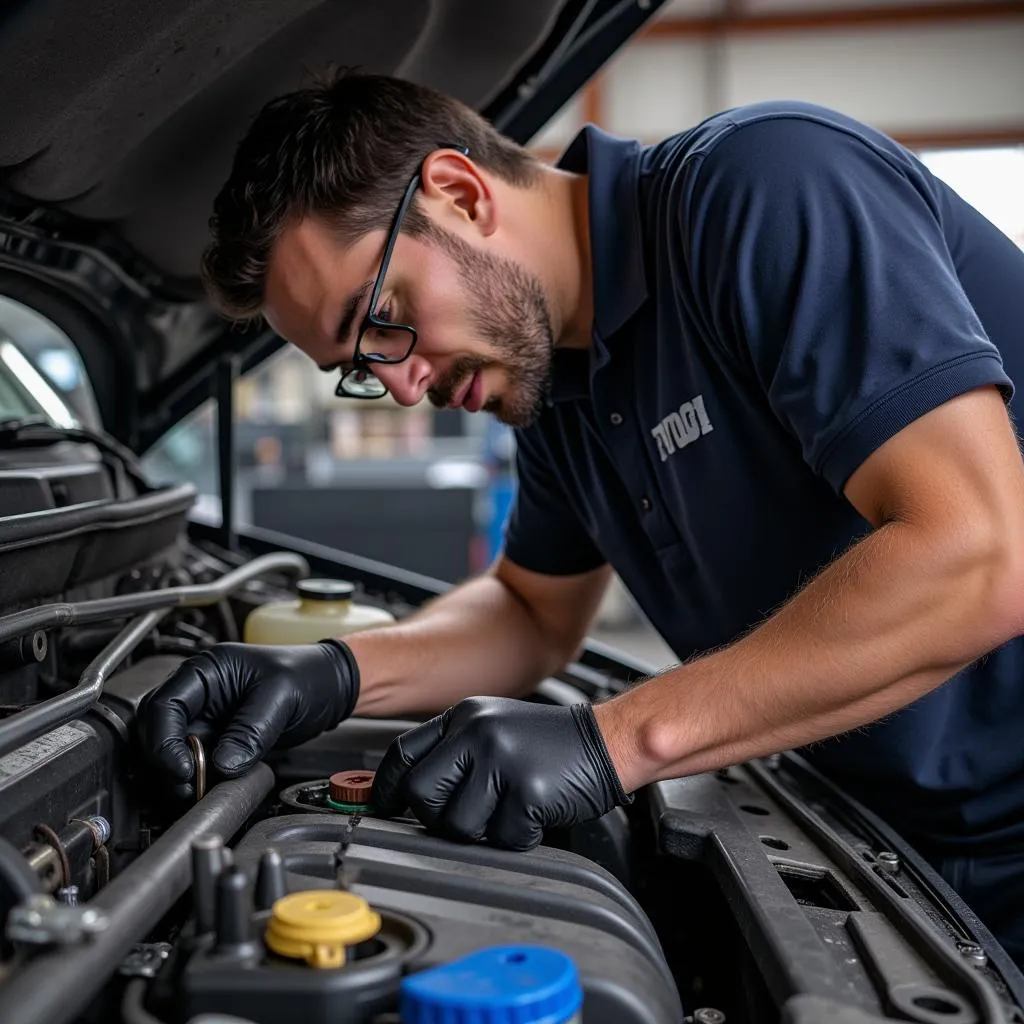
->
[[596, 521, 1024, 791], [345, 574, 565, 717]]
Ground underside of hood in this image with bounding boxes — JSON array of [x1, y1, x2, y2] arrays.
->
[[0, 0, 667, 447]]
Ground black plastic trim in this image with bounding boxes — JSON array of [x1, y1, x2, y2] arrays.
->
[[770, 753, 1024, 1009], [649, 763, 1024, 1024]]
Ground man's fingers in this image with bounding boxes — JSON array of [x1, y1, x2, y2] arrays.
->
[[371, 712, 449, 816], [140, 666, 211, 785], [211, 687, 296, 777], [404, 742, 471, 833], [436, 766, 500, 842], [486, 794, 544, 852]]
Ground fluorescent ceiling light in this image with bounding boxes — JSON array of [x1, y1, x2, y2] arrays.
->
[[0, 340, 77, 429]]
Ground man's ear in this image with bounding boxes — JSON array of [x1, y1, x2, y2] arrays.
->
[[419, 149, 497, 237]]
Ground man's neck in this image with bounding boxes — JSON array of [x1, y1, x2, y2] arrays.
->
[[532, 166, 593, 351]]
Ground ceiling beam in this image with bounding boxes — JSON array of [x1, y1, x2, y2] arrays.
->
[[889, 124, 1024, 148], [642, 2, 1024, 39]]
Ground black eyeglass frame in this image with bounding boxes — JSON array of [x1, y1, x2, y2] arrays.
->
[[336, 143, 470, 399]]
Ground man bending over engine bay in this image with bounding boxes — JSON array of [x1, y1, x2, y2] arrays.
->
[[142, 71, 1024, 965]]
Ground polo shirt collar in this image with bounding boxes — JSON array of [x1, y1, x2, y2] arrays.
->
[[557, 125, 648, 347]]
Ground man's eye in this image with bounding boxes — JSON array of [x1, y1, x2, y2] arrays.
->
[[376, 299, 393, 321]]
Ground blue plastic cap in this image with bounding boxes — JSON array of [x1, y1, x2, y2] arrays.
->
[[400, 945, 583, 1024]]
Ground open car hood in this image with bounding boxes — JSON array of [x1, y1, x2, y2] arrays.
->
[[0, 0, 667, 449]]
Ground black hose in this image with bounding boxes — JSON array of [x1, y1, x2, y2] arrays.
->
[[121, 979, 164, 1024], [0, 764, 275, 1024], [121, 977, 257, 1024], [121, 977, 259, 1024]]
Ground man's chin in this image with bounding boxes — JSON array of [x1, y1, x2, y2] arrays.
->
[[490, 394, 545, 429]]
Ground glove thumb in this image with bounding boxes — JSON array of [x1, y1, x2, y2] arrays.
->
[[371, 710, 450, 816]]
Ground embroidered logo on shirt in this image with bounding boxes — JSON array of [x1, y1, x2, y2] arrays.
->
[[651, 395, 714, 462]]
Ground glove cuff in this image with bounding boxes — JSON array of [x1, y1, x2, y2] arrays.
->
[[572, 703, 633, 807], [317, 638, 361, 724]]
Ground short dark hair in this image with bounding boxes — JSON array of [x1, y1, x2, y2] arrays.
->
[[201, 69, 540, 321]]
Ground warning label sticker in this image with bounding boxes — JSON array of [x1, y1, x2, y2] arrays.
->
[[0, 723, 90, 785]]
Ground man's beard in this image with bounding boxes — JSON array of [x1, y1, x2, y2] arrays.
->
[[423, 227, 555, 428]]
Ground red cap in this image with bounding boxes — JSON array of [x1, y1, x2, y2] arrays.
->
[[329, 770, 375, 805]]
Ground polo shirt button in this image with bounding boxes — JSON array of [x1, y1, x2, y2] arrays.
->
[[610, 412, 623, 426], [640, 495, 652, 513]]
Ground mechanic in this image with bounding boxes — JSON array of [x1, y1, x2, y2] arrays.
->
[[142, 70, 1024, 964]]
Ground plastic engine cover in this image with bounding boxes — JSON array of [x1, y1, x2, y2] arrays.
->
[[180, 814, 683, 1023]]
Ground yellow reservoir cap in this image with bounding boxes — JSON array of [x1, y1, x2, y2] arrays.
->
[[264, 890, 382, 969]]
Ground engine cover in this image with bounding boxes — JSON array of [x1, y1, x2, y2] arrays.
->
[[178, 813, 684, 1023]]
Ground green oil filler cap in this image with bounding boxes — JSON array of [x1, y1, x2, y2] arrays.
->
[[400, 945, 583, 1023]]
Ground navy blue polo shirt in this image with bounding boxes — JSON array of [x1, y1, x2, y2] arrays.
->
[[503, 101, 1024, 851]]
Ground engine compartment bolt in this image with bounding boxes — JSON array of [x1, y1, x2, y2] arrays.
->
[[956, 940, 988, 967], [119, 942, 173, 978], [876, 851, 900, 874], [6, 895, 109, 946], [0, 630, 48, 669], [86, 815, 111, 847], [30, 630, 48, 662], [56, 885, 79, 906]]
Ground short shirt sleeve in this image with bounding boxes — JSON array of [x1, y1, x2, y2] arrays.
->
[[502, 423, 606, 576], [683, 116, 1013, 492]]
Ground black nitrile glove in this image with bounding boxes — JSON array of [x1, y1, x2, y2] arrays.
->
[[371, 697, 630, 851], [140, 640, 359, 797]]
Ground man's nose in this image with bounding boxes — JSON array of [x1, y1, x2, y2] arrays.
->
[[371, 355, 432, 406]]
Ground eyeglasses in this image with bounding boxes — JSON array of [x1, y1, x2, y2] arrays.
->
[[336, 144, 470, 400]]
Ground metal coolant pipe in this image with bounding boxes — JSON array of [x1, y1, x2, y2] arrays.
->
[[0, 764, 275, 1024], [0, 551, 309, 757], [0, 551, 309, 645]]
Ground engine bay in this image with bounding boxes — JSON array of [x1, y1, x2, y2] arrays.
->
[[2, 433, 1024, 1024]]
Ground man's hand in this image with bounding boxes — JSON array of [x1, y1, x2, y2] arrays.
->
[[371, 697, 630, 851], [140, 640, 360, 797]]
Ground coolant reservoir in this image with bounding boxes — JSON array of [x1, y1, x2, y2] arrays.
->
[[400, 945, 583, 1023], [243, 579, 395, 645]]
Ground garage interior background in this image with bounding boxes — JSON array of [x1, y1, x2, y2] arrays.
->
[[2, 0, 1022, 668]]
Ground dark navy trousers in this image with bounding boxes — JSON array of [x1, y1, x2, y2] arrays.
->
[[930, 847, 1024, 969]]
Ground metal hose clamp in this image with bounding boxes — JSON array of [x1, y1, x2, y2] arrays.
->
[[187, 734, 207, 802]]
